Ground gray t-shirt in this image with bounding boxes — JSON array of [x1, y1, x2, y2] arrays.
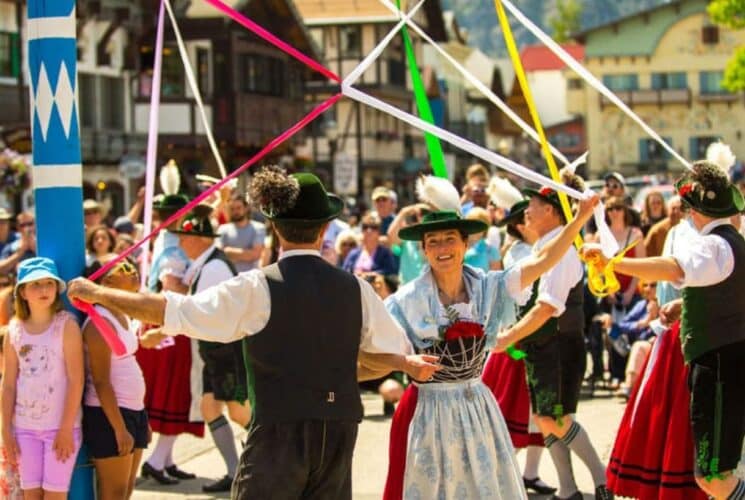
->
[[217, 220, 266, 273]]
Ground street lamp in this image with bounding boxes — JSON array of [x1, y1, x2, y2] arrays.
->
[[323, 119, 339, 191]]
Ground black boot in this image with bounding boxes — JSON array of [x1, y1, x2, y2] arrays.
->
[[141, 462, 179, 485], [202, 475, 234, 493]]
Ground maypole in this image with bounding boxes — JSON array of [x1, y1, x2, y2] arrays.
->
[[27, 0, 91, 497]]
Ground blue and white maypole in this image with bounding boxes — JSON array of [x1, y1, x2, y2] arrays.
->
[[27, 1, 91, 497]]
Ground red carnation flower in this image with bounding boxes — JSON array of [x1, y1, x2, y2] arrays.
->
[[182, 220, 194, 232], [678, 184, 693, 197], [539, 187, 554, 197], [444, 321, 484, 342]]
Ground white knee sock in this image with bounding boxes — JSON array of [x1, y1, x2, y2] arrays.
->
[[147, 434, 178, 470], [523, 445, 543, 480]]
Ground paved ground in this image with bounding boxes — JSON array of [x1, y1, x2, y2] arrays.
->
[[132, 384, 627, 500]]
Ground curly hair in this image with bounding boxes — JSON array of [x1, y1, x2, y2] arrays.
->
[[248, 165, 300, 218], [560, 167, 586, 193], [683, 160, 730, 195]]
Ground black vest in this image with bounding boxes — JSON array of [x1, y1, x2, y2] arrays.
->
[[521, 277, 584, 344], [190, 248, 238, 351], [244, 256, 363, 424], [681, 224, 745, 362]]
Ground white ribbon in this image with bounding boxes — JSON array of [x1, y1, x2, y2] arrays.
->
[[164, 0, 227, 178], [500, 0, 691, 170], [377, 0, 579, 168]]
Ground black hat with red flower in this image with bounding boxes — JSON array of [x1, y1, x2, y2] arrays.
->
[[675, 160, 744, 218], [522, 186, 563, 212], [169, 213, 218, 238]]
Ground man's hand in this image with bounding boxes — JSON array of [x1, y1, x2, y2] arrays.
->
[[67, 278, 102, 304], [659, 299, 682, 326], [402, 354, 441, 382], [581, 244, 609, 269]]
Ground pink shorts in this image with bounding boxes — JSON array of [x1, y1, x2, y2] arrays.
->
[[14, 427, 82, 492]]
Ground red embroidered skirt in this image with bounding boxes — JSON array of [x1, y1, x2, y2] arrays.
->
[[607, 322, 705, 499], [482, 352, 543, 448], [136, 333, 204, 437]]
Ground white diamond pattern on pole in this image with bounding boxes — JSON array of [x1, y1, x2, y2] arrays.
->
[[34, 63, 54, 142], [55, 62, 75, 139]]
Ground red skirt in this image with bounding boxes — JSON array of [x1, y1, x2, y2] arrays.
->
[[607, 322, 705, 499], [136, 334, 204, 437], [382, 384, 418, 500], [482, 352, 543, 449]]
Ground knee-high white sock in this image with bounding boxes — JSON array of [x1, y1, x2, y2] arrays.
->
[[209, 416, 239, 477], [523, 445, 543, 480], [561, 421, 607, 487], [147, 434, 178, 470], [545, 434, 578, 498]]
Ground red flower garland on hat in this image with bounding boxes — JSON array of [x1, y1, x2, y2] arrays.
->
[[678, 184, 693, 197], [539, 187, 554, 197], [182, 220, 194, 232]]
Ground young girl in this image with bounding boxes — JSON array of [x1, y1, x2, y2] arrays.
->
[[82, 259, 148, 499], [1, 257, 84, 499]]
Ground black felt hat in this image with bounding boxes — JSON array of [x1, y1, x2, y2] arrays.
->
[[496, 199, 529, 227], [169, 213, 217, 238], [262, 173, 343, 222], [153, 194, 190, 212], [398, 210, 488, 241], [522, 187, 562, 212], [676, 162, 744, 218]]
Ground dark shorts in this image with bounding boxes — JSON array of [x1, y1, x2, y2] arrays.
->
[[82, 405, 149, 459], [524, 331, 586, 417], [688, 340, 745, 477], [233, 420, 358, 500], [199, 340, 248, 403]]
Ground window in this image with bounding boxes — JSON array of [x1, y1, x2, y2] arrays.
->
[[602, 74, 639, 91], [161, 47, 185, 97], [700, 71, 726, 94], [100, 76, 125, 129], [309, 28, 324, 54], [240, 54, 285, 97], [0, 32, 20, 78], [78, 73, 96, 128], [567, 78, 583, 89], [196, 48, 210, 97], [639, 138, 672, 162], [689, 136, 719, 160], [651, 72, 687, 90], [702, 25, 719, 45], [340, 26, 361, 57]]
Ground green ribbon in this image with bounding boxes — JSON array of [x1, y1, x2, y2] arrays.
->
[[396, 0, 447, 179]]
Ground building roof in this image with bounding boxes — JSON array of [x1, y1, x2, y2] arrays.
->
[[519, 43, 584, 71], [293, 0, 398, 24]]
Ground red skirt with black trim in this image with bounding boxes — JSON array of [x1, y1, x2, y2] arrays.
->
[[136, 333, 204, 437], [382, 385, 418, 500], [482, 352, 543, 448], [607, 322, 705, 499]]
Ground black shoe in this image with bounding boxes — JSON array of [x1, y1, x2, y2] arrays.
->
[[165, 465, 196, 480], [383, 401, 396, 416], [141, 462, 179, 485], [595, 485, 614, 500], [551, 492, 583, 500], [202, 475, 234, 493], [524, 476, 557, 495]]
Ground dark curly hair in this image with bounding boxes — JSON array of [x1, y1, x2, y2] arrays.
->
[[682, 160, 730, 195], [248, 165, 300, 218]]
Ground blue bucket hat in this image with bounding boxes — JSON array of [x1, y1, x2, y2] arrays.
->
[[15, 257, 66, 294]]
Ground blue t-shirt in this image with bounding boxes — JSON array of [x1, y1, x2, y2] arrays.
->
[[464, 239, 500, 272], [397, 240, 427, 285]]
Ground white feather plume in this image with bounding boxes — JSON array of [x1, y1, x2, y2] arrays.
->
[[159, 159, 181, 195], [416, 176, 461, 214], [487, 176, 523, 209], [706, 141, 736, 173]]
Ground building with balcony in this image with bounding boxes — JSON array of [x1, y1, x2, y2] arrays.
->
[[294, 0, 447, 204], [567, 0, 745, 177]]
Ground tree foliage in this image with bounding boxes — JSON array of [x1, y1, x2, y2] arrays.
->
[[708, 0, 745, 91], [549, 0, 582, 42]]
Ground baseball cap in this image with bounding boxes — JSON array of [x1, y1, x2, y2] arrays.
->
[[372, 186, 391, 201]]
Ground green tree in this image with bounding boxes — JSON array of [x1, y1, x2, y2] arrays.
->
[[549, 0, 582, 42], [708, 0, 745, 91]]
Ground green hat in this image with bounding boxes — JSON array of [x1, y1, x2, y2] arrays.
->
[[153, 194, 190, 212], [675, 171, 744, 218], [262, 172, 343, 222], [496, 199, 529, 227], [522, 187, 562, 212], [169, 214, 218, 238], [398, 210, 488, 241]]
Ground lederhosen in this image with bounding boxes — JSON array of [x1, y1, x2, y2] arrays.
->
[[191, 248, 248, 403], [681, 224, 745, 477], [522, 279, 585, 418], [232, 255, 363, 500]]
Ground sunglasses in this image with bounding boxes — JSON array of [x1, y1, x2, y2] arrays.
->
[[18, 222, 34, 228], [605, 183, 622, 190], [362, 224, 380, 231], [643, 283, 657, 288], [606, 206, 625, 212]]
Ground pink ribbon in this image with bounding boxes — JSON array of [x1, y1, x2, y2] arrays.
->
[[203, 0, 341, 83], [75, 93, 344, 355]]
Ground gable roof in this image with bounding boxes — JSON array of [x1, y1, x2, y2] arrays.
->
[[520, 43, 584, 71]]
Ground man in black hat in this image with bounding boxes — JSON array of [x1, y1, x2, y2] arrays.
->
[[68, 167, 439, 500], [584, 160, 745, 500], [494, 182, 612, 500]]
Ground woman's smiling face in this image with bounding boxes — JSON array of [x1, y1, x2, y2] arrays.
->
[[422, 229, 467, 274]]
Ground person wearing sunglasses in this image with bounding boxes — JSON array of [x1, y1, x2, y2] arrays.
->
[[342, 213, 397, 276], [0, 212, 36, 276]]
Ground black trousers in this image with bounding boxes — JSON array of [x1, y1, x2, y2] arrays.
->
[[231, 419, 358, 500]]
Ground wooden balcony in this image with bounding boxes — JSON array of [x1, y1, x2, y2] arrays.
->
[[697, 92, 740, 103], [600, 88, 692, 107]]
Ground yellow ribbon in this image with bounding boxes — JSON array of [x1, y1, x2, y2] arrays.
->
[[585, 240, 639, 297]]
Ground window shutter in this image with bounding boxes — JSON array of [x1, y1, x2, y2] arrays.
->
[[10, 32, 20, 78], [689, 137, 698, 161], [639, 139, 649, 162]]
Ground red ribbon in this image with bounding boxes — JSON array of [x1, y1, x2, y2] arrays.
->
[[75, 93, 344, 355]]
